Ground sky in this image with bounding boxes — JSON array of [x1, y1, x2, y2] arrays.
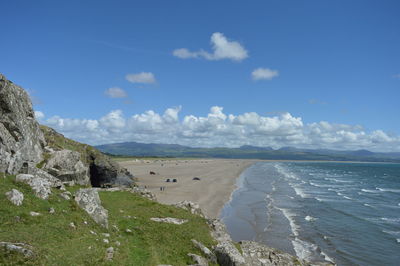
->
[[1, 0, 400, 151]]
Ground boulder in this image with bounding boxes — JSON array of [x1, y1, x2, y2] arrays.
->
[[44, 149, 90, 185], [0, 242, 34, 258], [16, 174, 52, 199], [188, 253, 209, 266], [240, 241, 311, 266], [208, 219, 246, 265], [130, 186, 156, 201], [150, 217, 188, 225], [105, 247, 114, 261], [0, 74, 45, 174], [174, 200, 205, 218], [74, 188, 108, 228], [214, 241, 246, 266], [191, 239, 217, 263], [5, 189, 24, 206], [28, 168, 64, 189]]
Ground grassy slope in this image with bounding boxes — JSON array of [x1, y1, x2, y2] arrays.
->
[[0, 174, 216, 265], [39, 125, 102, 165]]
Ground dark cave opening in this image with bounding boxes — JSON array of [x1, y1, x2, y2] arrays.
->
[[89, 163, 101, 187]]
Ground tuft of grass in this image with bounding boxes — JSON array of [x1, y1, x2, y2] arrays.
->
[[0, 173, 216, 265], [35, 152, 51, 169]]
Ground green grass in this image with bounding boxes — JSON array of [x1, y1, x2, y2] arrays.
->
[[0, 174, 216, 265]]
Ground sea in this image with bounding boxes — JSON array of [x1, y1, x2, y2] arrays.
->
[[220, 161, 400, 266]]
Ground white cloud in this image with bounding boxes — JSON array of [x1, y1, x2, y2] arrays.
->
[[252, 68, 279, 81], [126, 72, 156, 84], [173, 32, 248, 62], [104, 87, 127, 98], [172, 48, 198, 59], [34, 111, 45, 120], [40, 107, 400, 152], [393, 73, 400, 79]]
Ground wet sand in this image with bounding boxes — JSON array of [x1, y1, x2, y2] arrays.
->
[[119, 159, 255, 218]]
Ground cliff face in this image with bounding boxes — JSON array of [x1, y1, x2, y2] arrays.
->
[[0, 74, 45, 174], [0, 74, 133, 187]]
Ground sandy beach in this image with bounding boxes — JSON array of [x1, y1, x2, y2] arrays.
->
[[119, 159, 256, 218]]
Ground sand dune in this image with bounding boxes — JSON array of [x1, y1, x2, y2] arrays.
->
[[119, 159, 255, 218]]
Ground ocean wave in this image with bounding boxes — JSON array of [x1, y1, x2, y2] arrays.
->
[[274, 164, 300, 181], [305, 215, 317, 222], [361, 189, 380, 193], [292, 238, 319, 261], [364, 203, 374, 208], [293, 186, 309, 198], [382, 230, 400, 237], [276, 207, 299, 236], [376, 187, 400, 193], [309, 182, 332, 188], [324, 177, 353, 183], [381, 217, 400, 224], [320, 251, 335, 264]]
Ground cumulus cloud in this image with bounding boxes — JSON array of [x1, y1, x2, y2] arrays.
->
[[104, 87, 128, 98], [39, 107, 400, 152], [126, 72, 156, 84], [252, 68, 279, 81], [173, 32, 248, 62], [34, 111, 44, 120]]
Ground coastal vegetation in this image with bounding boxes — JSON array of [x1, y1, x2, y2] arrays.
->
[[0, 174, 216, 265]]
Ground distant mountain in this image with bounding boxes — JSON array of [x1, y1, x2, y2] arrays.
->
[[96, 142, 400, 162]]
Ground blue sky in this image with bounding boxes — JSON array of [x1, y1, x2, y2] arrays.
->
[[1, 0, 400, 151]]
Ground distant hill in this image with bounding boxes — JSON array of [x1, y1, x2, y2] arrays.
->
[[96, 142, 400, 162]]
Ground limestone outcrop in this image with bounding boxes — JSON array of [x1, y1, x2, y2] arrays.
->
[[44, 149, 90, 185], [16, 174, 52, 199], [5, 189, 24, 206], [0, 74, 134, 188], [74, 188, 109, 228], [174, 200, 205, 218], [0, 74, 45, 174], [0, 242, 34, 258], [150, 217, 188, 225], [40, 125, 134, 187]]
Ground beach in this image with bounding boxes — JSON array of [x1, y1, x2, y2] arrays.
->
[[119, 159, 255, 218]]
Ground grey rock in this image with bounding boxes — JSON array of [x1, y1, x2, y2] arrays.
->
[[0, 74, 45, 175], [130, 186, 156, 201], [30, 211, 40, 216], [214, 241, 246, 266], [208, 219, 234, 243], [191, 239, 217, 263], [103, 239, 109, 244], [69, 222, 76, 229], [44, 149, 90, 185], [5, 189, 24, 206], [29, 168, 64, 189], [208, 219, 246, 265], [150, 217, 188, 225], [74, 188, 108, 228], [105, 246, 114, 261], [188, 253, 209, 266], [49, 207, 55, 214], [0, 242, 34, 258], [59, 191, 72, 200], [174, 200, 205, 218], [240, 241, 312, 266], [16, 174, 52, 199]]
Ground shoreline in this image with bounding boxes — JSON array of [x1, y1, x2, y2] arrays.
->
[[119, 158, 256, 218]]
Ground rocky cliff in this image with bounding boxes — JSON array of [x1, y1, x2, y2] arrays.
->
[[0, 74, 133, 187], [0, 74, 45, 174]]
